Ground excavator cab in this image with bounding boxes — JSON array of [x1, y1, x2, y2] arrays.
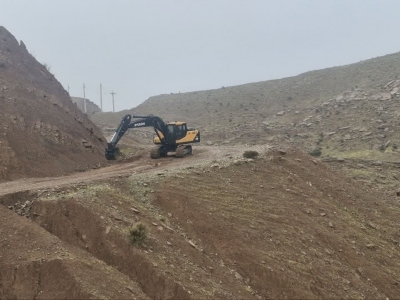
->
[[168, 123, 187, 140], [157, 122, 188, 144]]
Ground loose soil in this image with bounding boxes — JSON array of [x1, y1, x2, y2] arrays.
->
[[2, 145, 400, 299]]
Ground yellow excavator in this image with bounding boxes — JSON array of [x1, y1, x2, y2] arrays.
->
[[105, 114, 200, 159]]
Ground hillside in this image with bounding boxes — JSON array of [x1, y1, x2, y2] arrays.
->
[[1, 147, 400, 298], [0, 26, 107, 182], [71, 96, 102, 114], [2, 23, 400, 299], [91, 51, 400, 160]]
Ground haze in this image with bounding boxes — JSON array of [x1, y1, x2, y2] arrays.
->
[[2, 0, 400, 112]]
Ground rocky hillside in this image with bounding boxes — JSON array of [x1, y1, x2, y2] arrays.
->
[[71, 97, 101, 114], [0, 26, 107, 182], [91, 51, 400, 159]]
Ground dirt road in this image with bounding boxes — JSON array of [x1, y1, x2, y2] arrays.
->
[[0, 145, 269, 197]]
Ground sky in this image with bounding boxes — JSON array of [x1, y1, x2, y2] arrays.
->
[[1, 0, 400, 112]]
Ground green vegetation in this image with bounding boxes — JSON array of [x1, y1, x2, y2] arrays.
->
[[42, 62, 51, 72], [128, 223, 147, 246], [309, 148, 322, 157], [243, 150, 259, 159]]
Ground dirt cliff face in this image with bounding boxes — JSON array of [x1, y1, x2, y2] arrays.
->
[[0, 26, 107, 182]]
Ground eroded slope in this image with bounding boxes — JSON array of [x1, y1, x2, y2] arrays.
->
[[2, 147, 398, 299], [0, 26, 107, 182]]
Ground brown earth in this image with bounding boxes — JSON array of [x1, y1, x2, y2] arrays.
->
[[0, 26, 107, 182], [1, 145, 400, 299], [2, 24, 400, 299]]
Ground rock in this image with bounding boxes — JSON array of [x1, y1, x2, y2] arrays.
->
[[111, 212, 123, 221], [130, 208, 140, 213], [278, 149, 287, 155], [233, 159, 243, 165], [105, 226, 111, 234], [235, 272, 243, 280], [206, 140, 213, 146], [366, 244, 378, 250], [188, 240, 196, 248], [370, 92, 392, 101], [391, 87, 399, 95], [276, 111, 285, 116]]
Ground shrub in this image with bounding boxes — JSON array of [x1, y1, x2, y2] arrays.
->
[[42, 63, 51, 72], [309, 148, 322, 157], [243, 150, 259, 159], [128, 223, 147, 246]]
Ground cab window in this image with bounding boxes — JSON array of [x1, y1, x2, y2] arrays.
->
[[175, 124, 186, 139]]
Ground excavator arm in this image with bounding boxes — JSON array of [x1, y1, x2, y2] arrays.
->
[[105, 114, 168, 160]]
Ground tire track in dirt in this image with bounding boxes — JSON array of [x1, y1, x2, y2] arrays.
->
[[0, 145, 268, 198]]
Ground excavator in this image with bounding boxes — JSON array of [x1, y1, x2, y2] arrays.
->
[[105, 114, 200, 160]]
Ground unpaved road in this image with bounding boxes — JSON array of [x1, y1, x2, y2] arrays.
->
[[0, 145, 268, 197]]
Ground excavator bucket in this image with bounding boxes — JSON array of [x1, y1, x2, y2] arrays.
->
[[105, 144, 120, 160]]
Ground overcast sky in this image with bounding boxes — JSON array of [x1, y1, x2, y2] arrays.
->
[[2, 0, 400, 112]]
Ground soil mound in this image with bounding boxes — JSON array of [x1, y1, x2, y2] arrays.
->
[[0, 26, 107, 182], [0, 205, 148, 299]]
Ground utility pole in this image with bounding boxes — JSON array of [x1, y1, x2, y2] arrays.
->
[[67, 85, 70, 94], [110, 91, 116, 112], [83, 84, 87, 113], [100, 83, 103, 112]]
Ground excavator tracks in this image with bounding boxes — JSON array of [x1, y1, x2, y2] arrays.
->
[[150, 147, 161, 159], [150, 145, 193, 159], [176, 145, 192, 158]]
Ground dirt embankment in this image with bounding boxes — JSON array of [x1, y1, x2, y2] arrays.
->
[[1, 146, 400, 299], [0, 26, 108, 182]]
